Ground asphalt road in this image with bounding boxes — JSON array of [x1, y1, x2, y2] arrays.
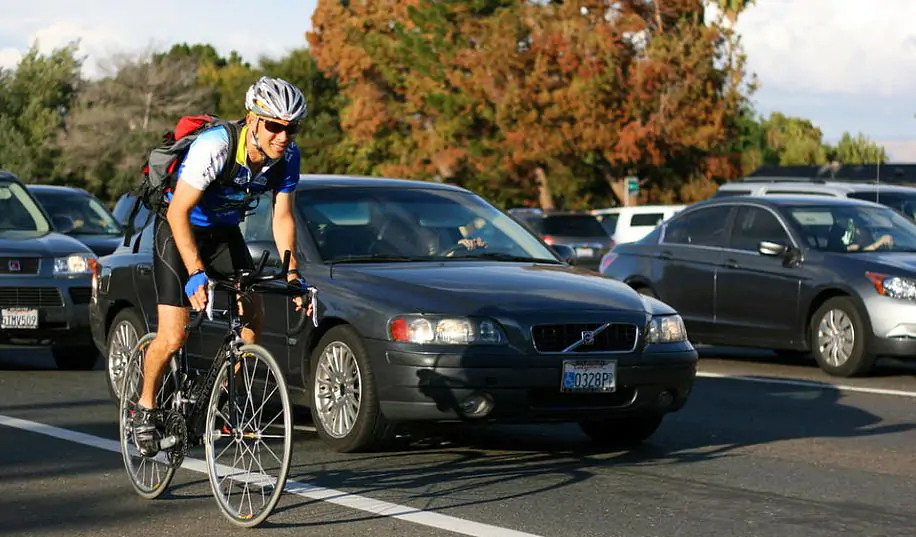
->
[[3, 345, 916, 537]]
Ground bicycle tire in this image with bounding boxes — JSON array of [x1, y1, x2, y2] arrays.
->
[[118, 332, 180, 499], [204, 343, 293, 527]]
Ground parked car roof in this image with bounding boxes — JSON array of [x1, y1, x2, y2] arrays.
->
[[294, 174, 469, 192]]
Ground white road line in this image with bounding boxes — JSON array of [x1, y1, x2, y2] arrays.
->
[[0, 414, 543, 537], [696, 371, 916, 398]]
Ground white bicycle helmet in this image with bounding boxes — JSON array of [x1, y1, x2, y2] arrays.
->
[[245, 76, 307, 122]]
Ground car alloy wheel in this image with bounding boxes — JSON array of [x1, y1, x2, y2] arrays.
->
[[815, 308, 855, 368], [108, 320, 138, 400], [313, 341, 363, 439]]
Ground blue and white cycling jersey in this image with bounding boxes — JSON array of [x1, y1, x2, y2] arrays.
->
[[171, 124, 300, 227]]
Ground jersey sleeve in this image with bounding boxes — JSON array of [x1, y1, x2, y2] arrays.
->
[[176, 126, 231, 191], [276, 144, 301, 194]]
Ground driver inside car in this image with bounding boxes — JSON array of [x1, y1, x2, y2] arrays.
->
[[840, 216, 894, 252]]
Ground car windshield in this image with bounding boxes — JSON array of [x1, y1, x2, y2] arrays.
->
[[846, 191, 916, 221], [0, 180, 52, 235], [32, 189, 122, 236], [297, 187, 561, 263], [541, 215, 608, 237], [780, 203, 916, 253]]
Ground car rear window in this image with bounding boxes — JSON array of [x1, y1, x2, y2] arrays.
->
[[541, 215, 607, 237], [629, 213, 665, 227]]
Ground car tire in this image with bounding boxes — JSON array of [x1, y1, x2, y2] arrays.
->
[[809, 296, 875, 377], [105, 308, 146, 404], [309, 325, 395, 453], [578, 414, 664, 448], [51, 345, 99, 371]]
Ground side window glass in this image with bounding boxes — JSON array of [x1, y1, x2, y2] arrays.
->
[[662, 206, 731, 247], [729, 206, 789, 251], [240, 193, 274, 242]]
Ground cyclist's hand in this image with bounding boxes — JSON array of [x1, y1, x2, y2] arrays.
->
[[185, 270, 209, 311], [287, 275, 307, 313]]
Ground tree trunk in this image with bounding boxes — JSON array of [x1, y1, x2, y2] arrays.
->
[[535, 167, 554, 210], [143, 91, 153, 130]]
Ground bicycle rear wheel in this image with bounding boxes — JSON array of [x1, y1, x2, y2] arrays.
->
[[204, 343, 293, 527], [118, 332, 181, 499]]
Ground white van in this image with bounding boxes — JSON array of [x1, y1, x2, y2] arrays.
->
[[590, 204, 686, 244]]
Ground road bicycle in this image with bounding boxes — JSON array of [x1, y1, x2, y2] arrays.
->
[[117, 249, 312, 527]]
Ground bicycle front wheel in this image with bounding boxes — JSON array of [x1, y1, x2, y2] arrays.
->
[[204, 343, 293, 527]]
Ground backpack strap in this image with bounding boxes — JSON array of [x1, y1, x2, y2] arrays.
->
[[121, 194, 143, 247], [215, 119, 244, 186]]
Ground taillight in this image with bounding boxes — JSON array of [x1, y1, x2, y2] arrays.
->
[[89, 258, 99, 298], [542, 235, 555, 245], [599, 253, 617, 273]]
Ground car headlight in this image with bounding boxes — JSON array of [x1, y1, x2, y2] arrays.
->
[[54, 253, 96, 275], [866, 272, 916, 300], [646, 314, 688, 344], [388, 315, 507, 345]]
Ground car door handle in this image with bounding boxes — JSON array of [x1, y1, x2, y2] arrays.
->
[[724, 258, 739, 268], [136, 263, 152, 275]]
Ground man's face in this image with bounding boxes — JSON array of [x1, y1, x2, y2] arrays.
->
[[250, 114, 300, 160]]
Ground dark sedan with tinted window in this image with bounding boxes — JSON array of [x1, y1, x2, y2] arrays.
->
[[91, 174, 697, 452]]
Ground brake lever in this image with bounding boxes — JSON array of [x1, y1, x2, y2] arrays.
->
[[205, 280, 215, 321]]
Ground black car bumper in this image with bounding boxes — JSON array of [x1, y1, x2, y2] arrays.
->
[[871, 336, 916, 357], [371, 340, 697, 423], [0, 283, 93, 348]]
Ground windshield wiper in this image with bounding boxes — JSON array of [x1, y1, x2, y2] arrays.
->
[[445, 252, 560, 263], [327, 254, 432, 264]]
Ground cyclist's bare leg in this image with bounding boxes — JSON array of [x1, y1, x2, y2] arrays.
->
[[139, 304, 189, 410]]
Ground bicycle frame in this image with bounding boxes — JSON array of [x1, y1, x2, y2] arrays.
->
[[167, 287, 245, 448], [159, 249, 311, 451]]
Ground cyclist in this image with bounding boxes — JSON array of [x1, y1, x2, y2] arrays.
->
[[132, 76, 310, 457]]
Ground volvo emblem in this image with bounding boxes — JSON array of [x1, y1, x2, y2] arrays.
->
[[8, 260, 20, 272], [562, 323, 610, 352]]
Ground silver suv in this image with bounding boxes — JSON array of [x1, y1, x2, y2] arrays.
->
[[716, 178, 916, 220]]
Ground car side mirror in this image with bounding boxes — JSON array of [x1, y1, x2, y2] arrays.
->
[[550, 244, 577, 265], [758, 240, 788, 257], [247, 240, 282, 269]]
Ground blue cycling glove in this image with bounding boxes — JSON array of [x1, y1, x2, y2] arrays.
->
[[185, 270, 209, 299]]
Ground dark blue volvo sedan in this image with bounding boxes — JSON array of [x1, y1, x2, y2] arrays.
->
[[91, 174, 697, 452]]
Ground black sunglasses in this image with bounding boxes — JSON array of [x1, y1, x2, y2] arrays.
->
[[261, 118, 301, 135]]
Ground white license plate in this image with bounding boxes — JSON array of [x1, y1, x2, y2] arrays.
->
[[561, 359, 616, 393], [575, 247, 594, 257], [1, 307, 38, 329]]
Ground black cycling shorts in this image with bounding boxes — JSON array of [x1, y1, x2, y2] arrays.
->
[[153, 216, 253, 307]]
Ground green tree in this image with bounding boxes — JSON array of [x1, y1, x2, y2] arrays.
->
[[0, 41, 83, 181], [829, 132, 888, 165]]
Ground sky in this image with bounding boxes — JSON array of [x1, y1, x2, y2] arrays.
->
[[1, 0, 914, 160]]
